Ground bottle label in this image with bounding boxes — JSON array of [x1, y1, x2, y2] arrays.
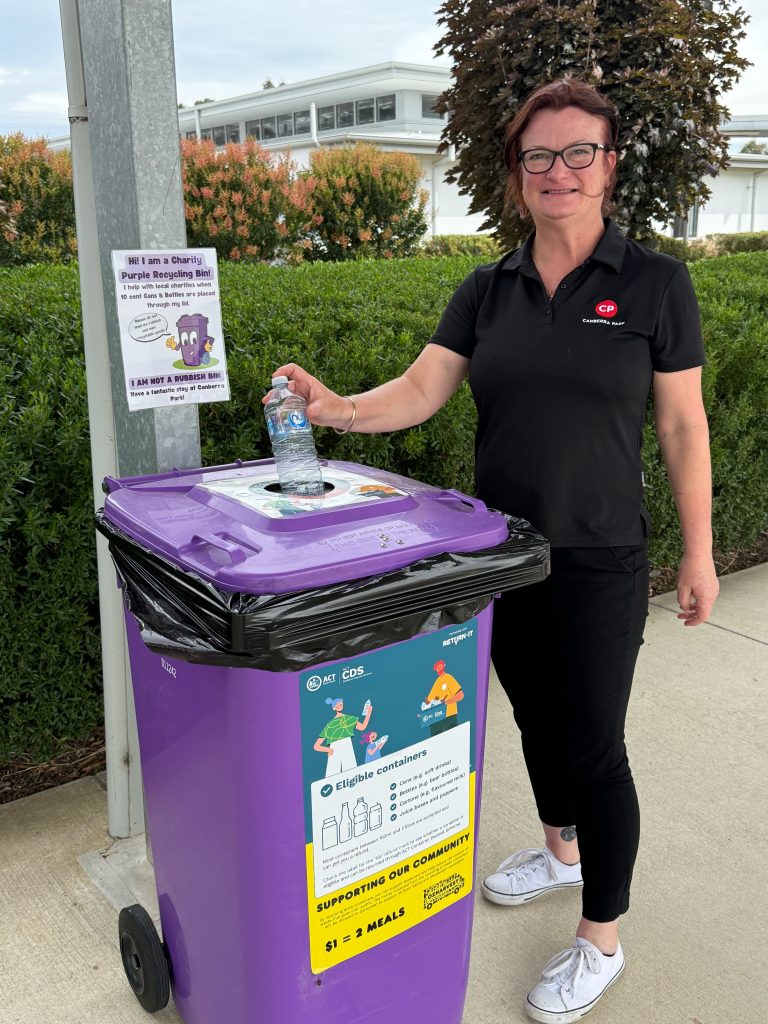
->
[[287, 409, 309, 430], [270, 408, 311, 436]]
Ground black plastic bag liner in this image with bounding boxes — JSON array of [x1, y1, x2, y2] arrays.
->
[[96, 511, 549, 672]]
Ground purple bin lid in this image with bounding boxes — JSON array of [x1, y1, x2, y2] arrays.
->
[[101, 459, 509, 594]]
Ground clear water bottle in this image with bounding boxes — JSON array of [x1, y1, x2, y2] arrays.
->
[[264, 375, 324, 497]]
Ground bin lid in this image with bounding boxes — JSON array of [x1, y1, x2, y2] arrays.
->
[[101, 459, 510, 593]]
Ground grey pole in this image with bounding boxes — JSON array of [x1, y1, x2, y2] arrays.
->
[[59, 0, 201, 838]]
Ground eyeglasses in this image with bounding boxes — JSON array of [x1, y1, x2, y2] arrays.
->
[[518, 143, 612, 174]]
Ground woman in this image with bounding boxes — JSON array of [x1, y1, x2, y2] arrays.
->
[[267, 79, 719, 1022]]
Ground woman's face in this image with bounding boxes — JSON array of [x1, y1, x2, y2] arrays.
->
[[519, 105, 616, 228]]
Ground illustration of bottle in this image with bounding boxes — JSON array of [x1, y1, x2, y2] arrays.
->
[[353, 797, 369, 837], [321, 816, 339, 850], [363, 699, 372, 716], [339, 802, 353, 843], [264, 376, 324, 496], [369, 802, 383, 831]]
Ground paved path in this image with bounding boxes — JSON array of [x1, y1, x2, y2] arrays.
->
[[1, 567, 766, 1023]]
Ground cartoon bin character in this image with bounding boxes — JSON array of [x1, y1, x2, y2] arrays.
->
[[166, 313, 214, 367]]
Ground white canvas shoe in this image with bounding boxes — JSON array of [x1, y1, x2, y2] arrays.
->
[[525, 938, 625, 1023], [481, 847, 583, 906]]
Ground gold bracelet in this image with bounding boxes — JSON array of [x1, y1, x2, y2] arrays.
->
[[333, 396, 357, 435]]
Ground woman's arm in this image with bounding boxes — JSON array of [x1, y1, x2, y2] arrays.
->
[[652, 366, 719, 626], [264, 344, 470, 433]]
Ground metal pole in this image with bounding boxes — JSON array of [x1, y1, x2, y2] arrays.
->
[[58, 0, 202, 837]]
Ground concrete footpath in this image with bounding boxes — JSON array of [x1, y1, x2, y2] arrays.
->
[[1, 566, 767, 1024]]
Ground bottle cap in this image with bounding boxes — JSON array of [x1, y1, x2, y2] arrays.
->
[[271, 375, 289, 387]]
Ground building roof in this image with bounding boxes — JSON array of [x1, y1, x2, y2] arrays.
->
[[176, 62, 451, 126]]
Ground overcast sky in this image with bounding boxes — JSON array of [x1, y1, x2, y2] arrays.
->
[[0, 0, 765, 140]]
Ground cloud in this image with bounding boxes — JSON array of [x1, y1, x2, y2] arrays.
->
[[12, 91, 69, 114]]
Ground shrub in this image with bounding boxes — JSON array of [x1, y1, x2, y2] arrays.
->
[[181, 138, 316, 263], [419, 234, 502, 259], [2, 251, 767, 758], [0, 264, 101, 758], [300, 144, 428, 261], [0, 135, 77, 266], [707, 230, 768, 255], [650, 230, 768, 262]]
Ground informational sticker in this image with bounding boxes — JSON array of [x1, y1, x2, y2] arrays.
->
[[299, 619, 479, 973], [111, 248, 230, 410], [199, 465, 406, 519]]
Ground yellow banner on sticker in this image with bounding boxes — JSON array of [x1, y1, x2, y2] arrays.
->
[[307, 774, 476, 973]]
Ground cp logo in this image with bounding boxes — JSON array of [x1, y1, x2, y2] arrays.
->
[[595, 299, 618, 318]]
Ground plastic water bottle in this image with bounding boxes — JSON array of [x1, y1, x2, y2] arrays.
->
[[264, 376, 324, 497], [353, 797, 369, 837]]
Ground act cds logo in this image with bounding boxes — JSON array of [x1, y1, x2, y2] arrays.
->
[[595, 299, 618, 318], [306, 675, 323, 692]]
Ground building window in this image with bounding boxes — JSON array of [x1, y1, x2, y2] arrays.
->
[[422, 95, 444, 119], [356, 97, 375, 125], [246, 119, 261, 141], [226, 123, 240, 143], [213, 125, 226, 146], [688, 202, 700, 238], [278, 113, 293, 137], [318, 105, 335, 131], [185, 130, 197, 140], [294, 109, 311, 135], [200, 127, 213, 140], [261, 116, 277, 141], [377, 94, 396, 122], [337, 102, 354, 128]]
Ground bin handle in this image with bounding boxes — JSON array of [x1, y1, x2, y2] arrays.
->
[[182, 533, 255, 567], [432, 490, 485, 514]]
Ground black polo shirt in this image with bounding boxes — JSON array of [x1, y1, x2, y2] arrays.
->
[[428, 220, 705, 547]]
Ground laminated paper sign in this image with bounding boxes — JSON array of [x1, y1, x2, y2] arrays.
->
[[111, 248, 230, 411], [300, 619, 479, 973]]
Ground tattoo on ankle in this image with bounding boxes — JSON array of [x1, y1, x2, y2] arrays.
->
[[560, 826, 577, 842]]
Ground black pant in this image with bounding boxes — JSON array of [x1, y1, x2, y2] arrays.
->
[[491, 543, 649, 922]]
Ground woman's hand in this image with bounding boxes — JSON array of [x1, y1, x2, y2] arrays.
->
[[676, 553, 719, 626], [262, 363, 355, 431]]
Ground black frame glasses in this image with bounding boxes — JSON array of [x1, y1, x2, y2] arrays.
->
[[518, 143, 612, 174]]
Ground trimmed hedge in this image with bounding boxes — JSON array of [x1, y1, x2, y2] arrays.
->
[[2, 251, 767, 759]]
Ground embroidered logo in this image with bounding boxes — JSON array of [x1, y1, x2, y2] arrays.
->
[[595, 299, 618, 318]]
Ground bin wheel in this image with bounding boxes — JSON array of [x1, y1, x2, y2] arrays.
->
[[118, 904, 170, 1013]]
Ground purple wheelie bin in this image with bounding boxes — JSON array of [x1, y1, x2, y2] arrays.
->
[[97, 458, 548, 1024]]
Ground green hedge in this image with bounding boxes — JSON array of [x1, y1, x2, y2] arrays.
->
[[2, 251, 767, 759]]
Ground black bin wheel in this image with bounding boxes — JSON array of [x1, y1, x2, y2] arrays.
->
[[118, 904, 170, 1013]]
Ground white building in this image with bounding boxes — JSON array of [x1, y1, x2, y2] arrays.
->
[[686, 116, 768, 237], [175, 62, 484, 237]]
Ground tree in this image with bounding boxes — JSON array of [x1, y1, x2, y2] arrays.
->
[[741, 139, 768, 154], [434, 0, 750, 244]]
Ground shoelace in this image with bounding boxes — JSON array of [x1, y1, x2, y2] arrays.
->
[[495, 847, 560, 882], [540, 943, 601, 998]]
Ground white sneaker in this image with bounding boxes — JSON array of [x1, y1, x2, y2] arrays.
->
[[481, 847, 583, 906], [525, 938, 625, 1023]]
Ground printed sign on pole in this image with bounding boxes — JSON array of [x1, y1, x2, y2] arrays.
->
[[111, 248, 230, 411]]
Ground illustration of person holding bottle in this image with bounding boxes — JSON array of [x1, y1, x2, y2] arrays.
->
[[425, 660, 464, 736], [360, 730, 388, 763], [314, 696, 373, 777]]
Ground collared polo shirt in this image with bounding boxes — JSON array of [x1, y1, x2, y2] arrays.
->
[[428, 220, 705, 547]]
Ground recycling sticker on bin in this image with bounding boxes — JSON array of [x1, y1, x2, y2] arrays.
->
[[111, 248, 230, 410], [299, 619, 479, 973]]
